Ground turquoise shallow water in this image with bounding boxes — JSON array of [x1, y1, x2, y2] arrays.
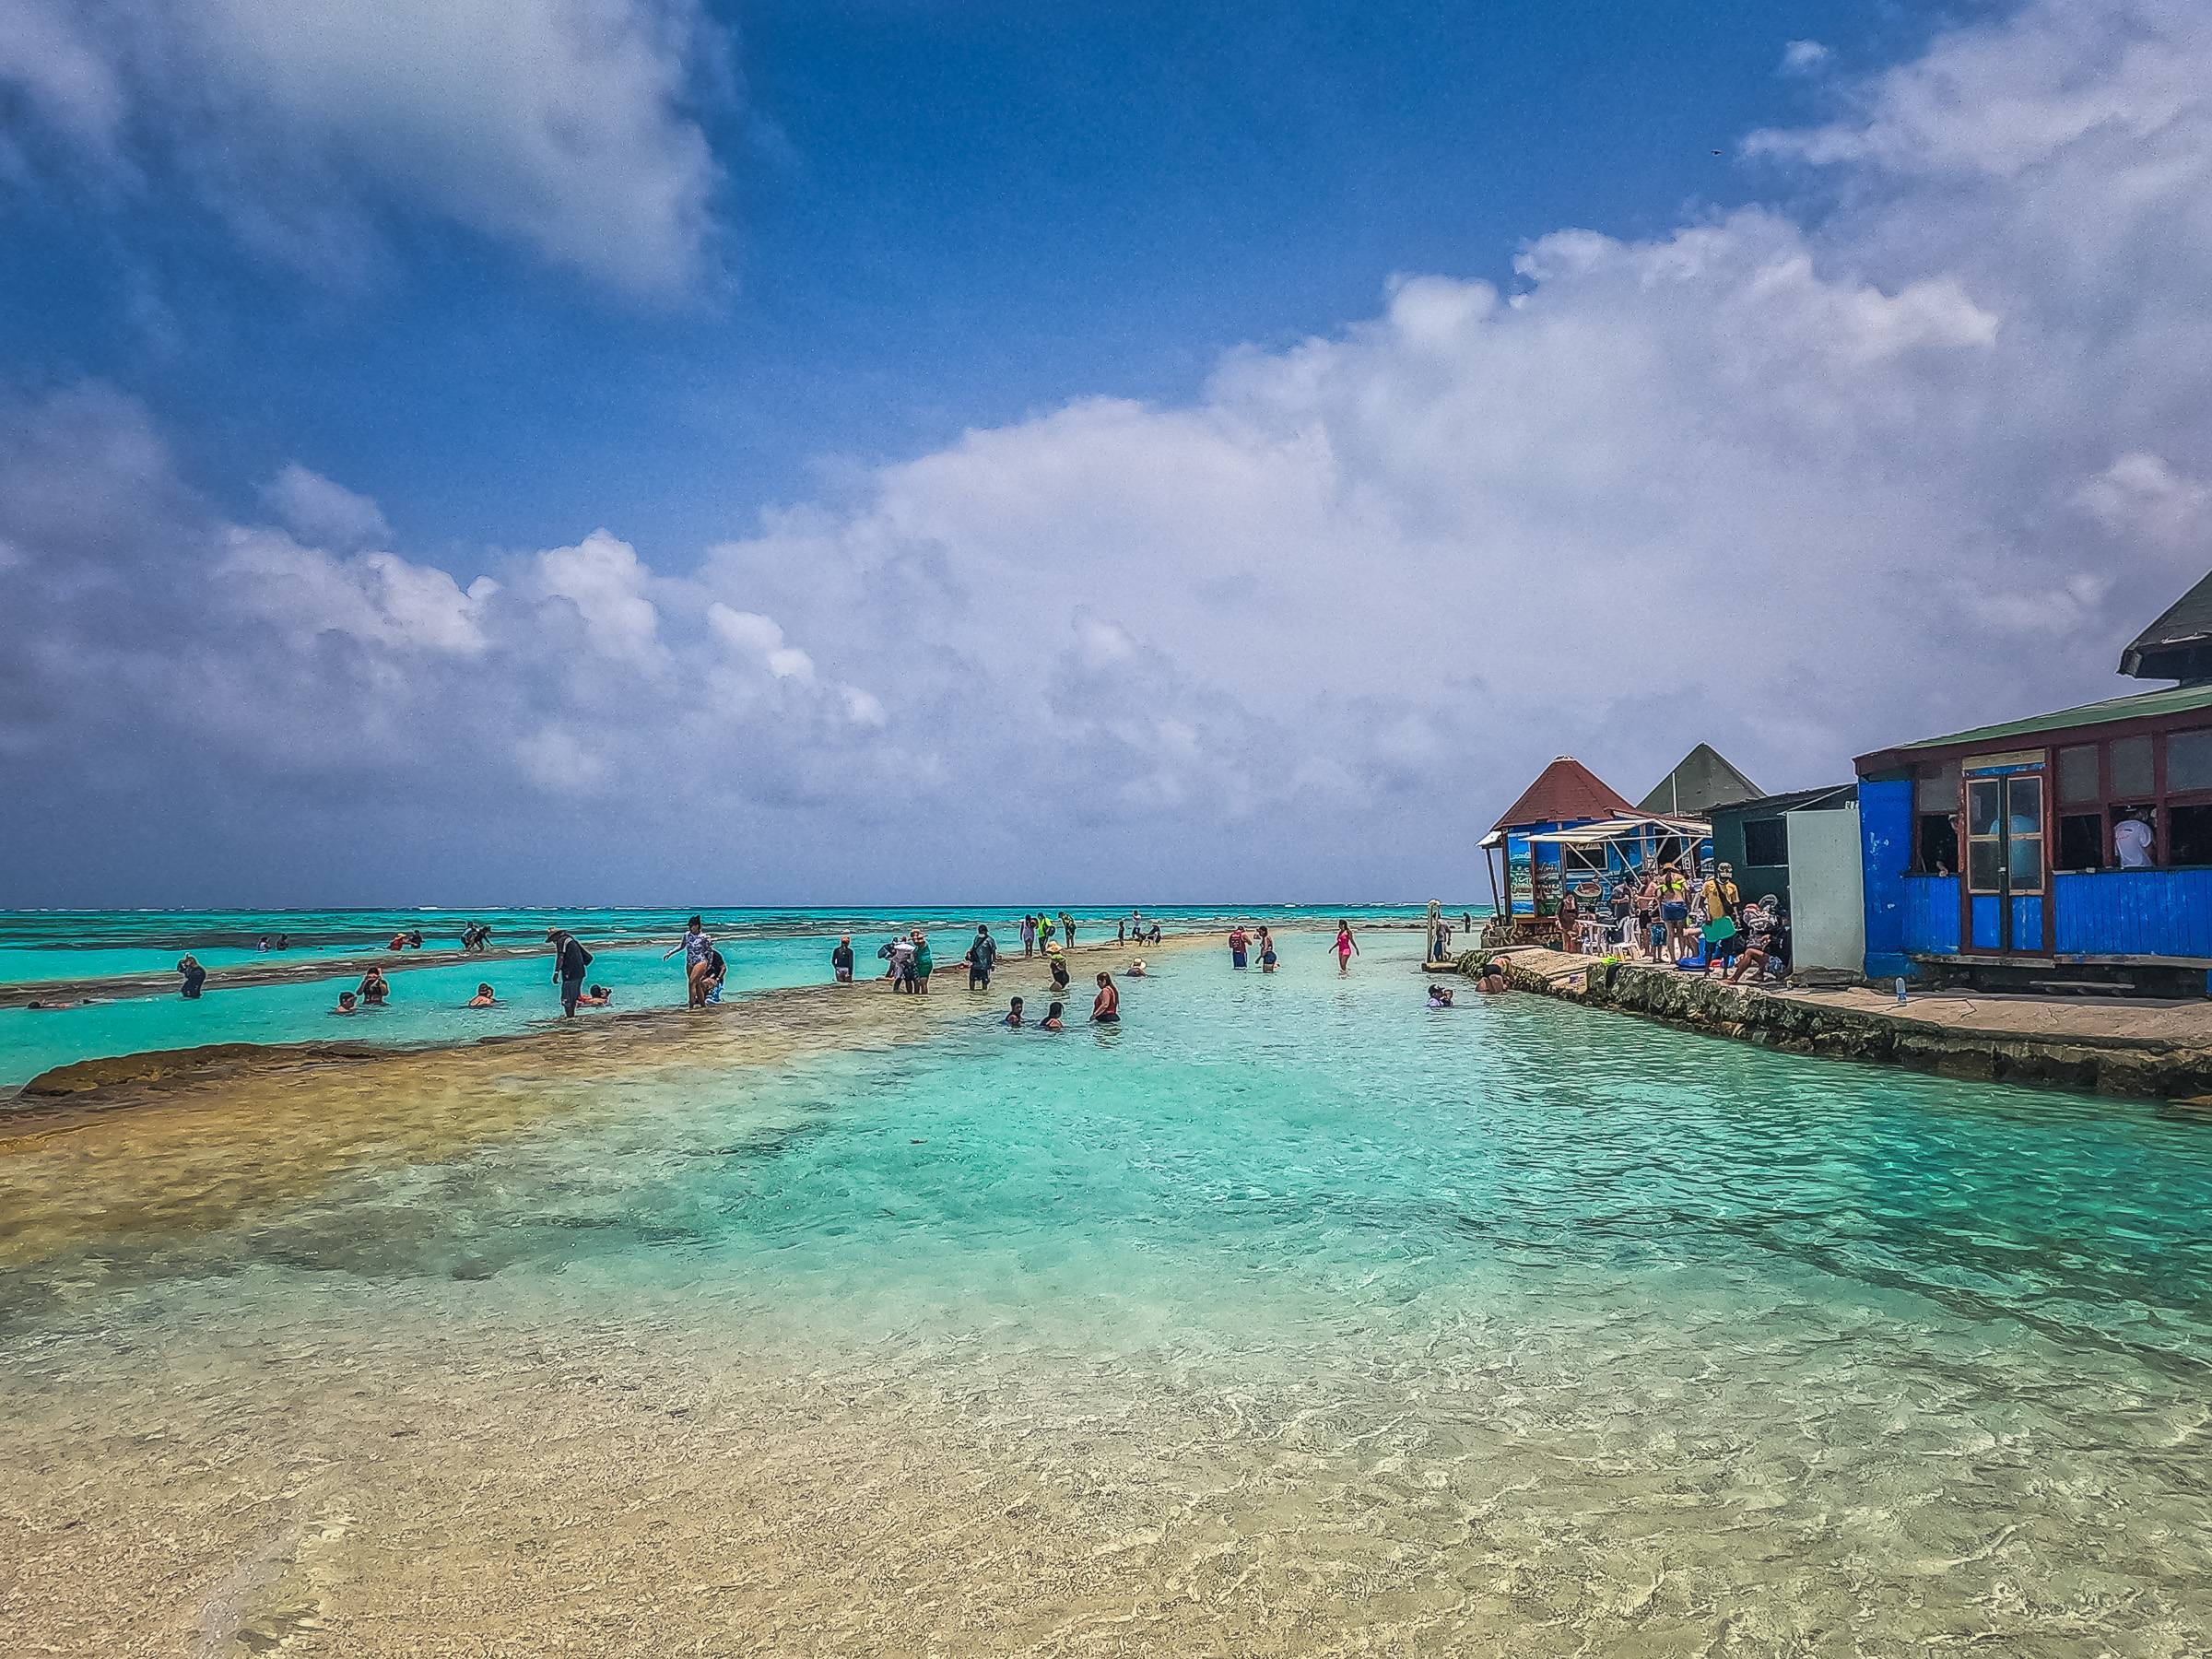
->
[[235, 940, 2212, 1369], [0, 902, 1457, 984], [0, 903, 1454, 1087], [6, 932, 2208, 1649], [0, 936, 824, 1088]]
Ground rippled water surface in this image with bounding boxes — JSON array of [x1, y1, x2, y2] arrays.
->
[[4, 933, 2208, 1654]]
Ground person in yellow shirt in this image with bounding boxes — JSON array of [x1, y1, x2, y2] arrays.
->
[[1657, 863, 1692, 960], [1700, 862, 1742, 973]]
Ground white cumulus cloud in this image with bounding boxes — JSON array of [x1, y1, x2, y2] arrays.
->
[[0, 0, 727, 291], [258, 463, 392, 549], [7, 0, 2212, 901]]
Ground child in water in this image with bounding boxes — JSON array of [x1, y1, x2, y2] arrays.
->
[[1041, 1001, 1065, 1031], [465, 983, 498, 1007], [1003, 995, 1025, 1028], [576, 983, 614, 1006], [332, 991, 359, 1015]]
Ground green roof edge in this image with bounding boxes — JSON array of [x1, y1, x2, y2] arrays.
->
[[1884, 682, 2212, 755]]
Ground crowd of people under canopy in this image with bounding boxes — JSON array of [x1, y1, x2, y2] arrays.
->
[[1544, 860, 1790, 983]]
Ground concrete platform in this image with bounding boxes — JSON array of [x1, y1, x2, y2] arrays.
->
[[1464, 946, 2212, 1102]]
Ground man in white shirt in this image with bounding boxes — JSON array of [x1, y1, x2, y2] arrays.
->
[[2114, 817, 2155, 869]]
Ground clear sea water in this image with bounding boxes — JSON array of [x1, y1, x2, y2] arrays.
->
[[0, 903, 1456, 1088], [3, 928, 2206, 1650]]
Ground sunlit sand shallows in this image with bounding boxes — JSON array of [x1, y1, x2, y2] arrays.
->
[[4, 930, 2208, 1654]]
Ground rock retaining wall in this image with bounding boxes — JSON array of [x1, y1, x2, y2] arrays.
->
[[1457, 948, 2212, 1102]]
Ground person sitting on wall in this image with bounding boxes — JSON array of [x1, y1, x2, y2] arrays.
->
[[1725, 899, 1791, 985]]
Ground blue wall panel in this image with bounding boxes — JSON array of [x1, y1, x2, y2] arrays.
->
[[2011, 896, 2043, 951], [2054, 869, 2212, 958], [1901, 876, 1960, 956], [1860, 778, 1914, 979], [1971, 896, 2003, 951]]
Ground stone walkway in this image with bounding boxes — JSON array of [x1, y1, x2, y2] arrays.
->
[[1471, 946, 2212, 1100]]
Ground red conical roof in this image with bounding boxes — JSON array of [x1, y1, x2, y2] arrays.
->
[[1490, 756, 1638, 832]]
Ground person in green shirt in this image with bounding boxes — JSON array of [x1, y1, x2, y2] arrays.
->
[[912, 930, 934, 994], [965, 925, 997, 990]]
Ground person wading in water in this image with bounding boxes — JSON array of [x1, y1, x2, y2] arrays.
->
[[663, 916, 715, 1007], [549, 929, 594, 1017]]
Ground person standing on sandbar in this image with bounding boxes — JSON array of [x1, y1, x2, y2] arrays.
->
[[549, 929, 593, 1017], [965, 924, 997, 991], [663, 915, 714, 1006]]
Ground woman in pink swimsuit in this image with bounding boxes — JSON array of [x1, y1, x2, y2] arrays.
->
[[1333, 921, 1359, 975]]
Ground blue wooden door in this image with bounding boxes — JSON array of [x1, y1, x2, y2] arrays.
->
[[1963, 764, 2047, 955]]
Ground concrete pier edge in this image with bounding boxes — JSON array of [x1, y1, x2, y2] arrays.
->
[[1455, 947, 2212, 1106]]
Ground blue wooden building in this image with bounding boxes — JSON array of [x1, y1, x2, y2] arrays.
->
[[1477, 755, 1710, 937], [1855, 570, 2212, 991]]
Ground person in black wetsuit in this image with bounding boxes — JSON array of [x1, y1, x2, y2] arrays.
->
[[831, 935, 855, 982], [177, 956, 207, 999]]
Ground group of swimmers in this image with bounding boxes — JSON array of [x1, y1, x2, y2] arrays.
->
[[162, 911, 1453, 1030], [325, 960, 615, 1015], [1223, 921, 1361, 975], [999, 968, 1119, 1031]]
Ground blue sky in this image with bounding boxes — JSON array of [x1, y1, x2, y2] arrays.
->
[[3, 0, 2207, 905], [0, 0, 1915, 554]]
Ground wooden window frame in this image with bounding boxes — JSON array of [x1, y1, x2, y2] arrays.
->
[[1900, 720, 2212, 873]]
